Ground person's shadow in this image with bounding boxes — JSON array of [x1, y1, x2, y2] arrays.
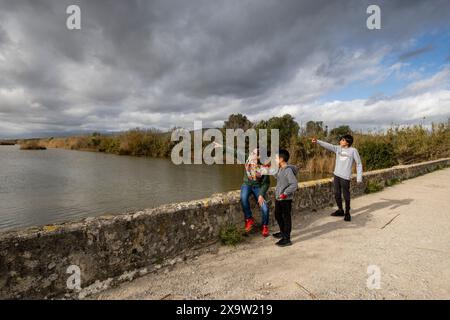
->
[[291, 198, 414, 243]]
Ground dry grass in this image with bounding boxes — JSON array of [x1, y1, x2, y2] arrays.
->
[[305, 154, 335, 174], [36, 129, 172, 158], [300, 123, 450, 173], [20, 140, 46, 150], [25, 121, 450, 173]]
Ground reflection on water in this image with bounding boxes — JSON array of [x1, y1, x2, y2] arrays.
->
[[0, 145, 326, 231]]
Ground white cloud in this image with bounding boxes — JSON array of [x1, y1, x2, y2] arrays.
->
[[1, 1, 450, 137], [277, 89, 450, 130], [400, 66, 450, 97]]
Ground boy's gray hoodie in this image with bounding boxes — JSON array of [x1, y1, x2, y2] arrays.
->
[[275, 164, 298, 200]]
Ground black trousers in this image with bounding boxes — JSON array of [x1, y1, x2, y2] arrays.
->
[[275, 200, 292, 240], [333, 175, 351, 213]]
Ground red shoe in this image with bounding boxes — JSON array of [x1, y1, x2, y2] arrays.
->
[[262, 225, 269, 237], [244, 217, 255, 233]]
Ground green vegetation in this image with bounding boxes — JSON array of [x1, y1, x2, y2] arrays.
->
[[385, 178, 401, 187], [358, 141, 397, 171], [31, 114, 450, 173], [254, 114, 300, 148], [329, 125, 352, 140], [365, 180, 385, 194], [389, 123, 450, 164], [297, 121, 450, 173], [223, 113, 253, 131], [219, 224, 244, 246], [153, 256, 164, 265]]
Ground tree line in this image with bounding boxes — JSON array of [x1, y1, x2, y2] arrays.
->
[[29, 113, 450, 173]]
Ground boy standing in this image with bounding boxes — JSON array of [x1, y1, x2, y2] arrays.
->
[[273, 149, 298, 247], [312, 134, 363, 222]]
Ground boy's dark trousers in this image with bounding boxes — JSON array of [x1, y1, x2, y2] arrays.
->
[[275, 200, 292, 240], [333, 175, 351, 213]]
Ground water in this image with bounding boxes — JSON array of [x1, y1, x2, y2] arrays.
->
[[0, 145, 325, 231]]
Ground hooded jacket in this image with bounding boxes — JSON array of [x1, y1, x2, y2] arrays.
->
[[275, 164, 298, 200]]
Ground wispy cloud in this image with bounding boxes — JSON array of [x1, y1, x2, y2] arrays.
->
[[398, 44, 433, 61]]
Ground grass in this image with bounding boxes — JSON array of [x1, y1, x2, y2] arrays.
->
[[293, 122, 450, 173], [153, 256, 164, 265], [20, 141, 47, 150], [33, 129, 172, 158], [219, 224, 244, 246], [365, 180, 384, 194], [436, 164, 450, 171], [305, 154, 335, 174], [24, 118, 450, 173], [0, 140, 15, 145], [385, 178, 401, 187]]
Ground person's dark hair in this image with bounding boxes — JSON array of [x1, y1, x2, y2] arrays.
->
[[341, 134, 354, 146], [278, 149, 290, 163]]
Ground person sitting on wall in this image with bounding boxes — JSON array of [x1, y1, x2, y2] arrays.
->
[[213, 142, 271, 237]]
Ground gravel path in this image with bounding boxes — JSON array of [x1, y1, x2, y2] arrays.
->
[[94, 168, 450, 300]]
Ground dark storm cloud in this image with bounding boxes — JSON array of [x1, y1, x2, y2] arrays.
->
[[398, 44, 433, 61], [0, 0, 450, 137]]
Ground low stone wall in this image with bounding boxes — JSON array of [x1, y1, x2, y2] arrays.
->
[[1, 158, 449, 299]]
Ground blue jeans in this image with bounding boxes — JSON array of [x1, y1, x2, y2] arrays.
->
[[240, 184, 269, 226]]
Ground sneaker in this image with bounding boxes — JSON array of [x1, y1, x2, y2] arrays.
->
[[262, 225, 269, 237], [331, 209, 345, 216], [244, 217, 255, 233], [276, 238, 292, 247], [344, 213, 351, 222], [272, 232, 283, 239]]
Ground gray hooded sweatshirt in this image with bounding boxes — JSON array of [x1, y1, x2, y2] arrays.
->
[[275, 164, 298, 200], [317, 140, 363, 182]]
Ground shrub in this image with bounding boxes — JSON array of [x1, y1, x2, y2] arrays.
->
[[329, 125, 352, 141], [24, 117, 450, 171], [254, 114, 300, 148], [20, 140, 46, 150], [385, 178, 401, 187], [358, 141, 398, 171], [390, 124, 450, 164], [98, 137, 120, 153], [365, 180, 384, 194], [219, 224, 244, 246], [305, 154, 335, 174]]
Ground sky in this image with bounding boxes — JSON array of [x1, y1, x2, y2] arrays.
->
[[0, 0, 450, 138]]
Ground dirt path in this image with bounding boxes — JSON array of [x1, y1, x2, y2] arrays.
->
[[94, 168, 450, 300]]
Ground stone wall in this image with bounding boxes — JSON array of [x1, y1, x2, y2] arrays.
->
[[1, 158, 449, 299]]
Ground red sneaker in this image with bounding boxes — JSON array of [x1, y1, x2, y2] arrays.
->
[[262, 225, 269, 237], [244, 217, 255, 233]]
